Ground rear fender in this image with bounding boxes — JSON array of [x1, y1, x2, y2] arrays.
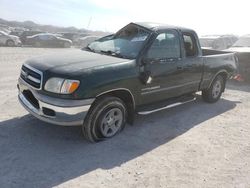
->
[[208, 70, 228, 91]]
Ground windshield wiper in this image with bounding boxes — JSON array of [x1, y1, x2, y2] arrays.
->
[[100, 50, 128, 59], [82, 46, 95, 52]]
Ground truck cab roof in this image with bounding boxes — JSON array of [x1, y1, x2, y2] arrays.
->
[[133, 22, 195, 33]]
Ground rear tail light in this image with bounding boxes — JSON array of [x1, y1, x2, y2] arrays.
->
[[234, 74, 244, 82]]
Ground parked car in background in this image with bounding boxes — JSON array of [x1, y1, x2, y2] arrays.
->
[[0, 31, 22, 46], [97, 34, 114, 42], [76, 35, 101, 47], [26, 33, 72, 48], [9, 31, 23, 37], [58, 32, 87, 44], [19, 30, 43, 44], [18, 22, 237, 142], [87, 34, 114, 49], [58, 32, 78, 41], [199, 35, 238, 50], [226, 35, 250, 82]]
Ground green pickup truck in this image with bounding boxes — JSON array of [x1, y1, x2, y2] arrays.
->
[[18, 22, 237, 142]]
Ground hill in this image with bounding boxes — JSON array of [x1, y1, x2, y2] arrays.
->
[[0, 18, 110, 35]]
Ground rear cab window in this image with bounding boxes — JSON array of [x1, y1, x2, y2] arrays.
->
[[182, 32, 198, 57]]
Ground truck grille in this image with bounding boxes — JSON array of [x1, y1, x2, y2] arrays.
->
[[20, 64, 42, 89]]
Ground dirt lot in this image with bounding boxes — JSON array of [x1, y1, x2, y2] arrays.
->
[[0, 47, 250, 188]]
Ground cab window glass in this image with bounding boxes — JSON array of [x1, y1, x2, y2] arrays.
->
[[183, 33, 198, 57], [39, 35, 49, 40], [147, 31, 181, 59]]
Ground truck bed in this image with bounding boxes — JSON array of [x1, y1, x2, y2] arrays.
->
[[202, 48, 233, 56], [199, 48, 238, 90]]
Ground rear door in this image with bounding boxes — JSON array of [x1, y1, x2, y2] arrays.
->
[[47, 35, 60, 47], [38, 35, 49, 46]]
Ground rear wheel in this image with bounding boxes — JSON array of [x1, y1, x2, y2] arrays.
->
[[202, 75, 225, 103], [6, 40, 15, 47], [82, 96, 127, 142]]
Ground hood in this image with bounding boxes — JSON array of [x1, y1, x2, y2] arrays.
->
[[9, 35, 19, 40], [226, 47, 250, 53], [25, 50, 132, 75]]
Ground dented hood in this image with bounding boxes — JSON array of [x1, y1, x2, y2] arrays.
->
[[25, 50, 130, 75]]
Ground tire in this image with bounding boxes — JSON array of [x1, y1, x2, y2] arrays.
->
[[6, 40, 15, 47], [82, 96, 127, 142], [64, 42, 71, 48], [202, 75, 225, 103]]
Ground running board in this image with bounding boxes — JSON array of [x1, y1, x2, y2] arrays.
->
[[137, 97, 196, 115]]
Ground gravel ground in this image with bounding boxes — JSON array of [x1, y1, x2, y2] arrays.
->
[[0, 47, 250, 188]]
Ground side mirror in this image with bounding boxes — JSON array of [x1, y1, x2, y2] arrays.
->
[[141, 57, 148, 65]]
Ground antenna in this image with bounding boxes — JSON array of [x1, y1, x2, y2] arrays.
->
[[87, 17, 92, 29]]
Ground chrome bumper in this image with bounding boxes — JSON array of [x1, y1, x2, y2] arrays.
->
[[18, 78, 94, 126]]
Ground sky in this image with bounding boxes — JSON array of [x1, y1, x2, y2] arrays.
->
[[0, 0, 249, 36]]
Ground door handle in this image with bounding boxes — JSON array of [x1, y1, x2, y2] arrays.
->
[[184, 65, 194, 69], [177, 66, 183, 70]]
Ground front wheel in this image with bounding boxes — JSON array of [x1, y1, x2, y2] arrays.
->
[[202, 75, 225, 103], [82, 96, 127, 142], [6, 40, 15, 47]]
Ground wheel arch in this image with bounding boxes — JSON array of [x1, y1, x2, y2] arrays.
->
[[95, 88, 136, 124], [6, 39, 14, 45], [209, 70, 228, 92]]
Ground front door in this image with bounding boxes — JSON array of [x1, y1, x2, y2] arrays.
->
[[139, 30, 186, 104]]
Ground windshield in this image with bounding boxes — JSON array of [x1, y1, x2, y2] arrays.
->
[[233, 37, 250, 47], [86, 24, 150, 59]]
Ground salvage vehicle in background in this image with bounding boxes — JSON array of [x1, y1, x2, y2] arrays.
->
[[77, 35, 101, 48], [59, 32, 94, 46], [58, 32, 77, 41], [0, 31, 22, 46], [200, 35, 238, 50], [9, 31, 23, 37], [86, 34, 114, 49], [226, 34, 250, 82], [17, 22, 237, 142], [19, 30, 43, 44], [26, 33, 72, 48]]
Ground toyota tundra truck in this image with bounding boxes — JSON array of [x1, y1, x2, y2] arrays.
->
[[17, 22, 237, 142]]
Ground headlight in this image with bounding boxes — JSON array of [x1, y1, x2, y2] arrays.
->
[[44, 78, 80, 94]]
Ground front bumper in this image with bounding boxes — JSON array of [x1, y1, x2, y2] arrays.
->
[[13, 39, 22, 46], [18, 78, 94, 126]]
